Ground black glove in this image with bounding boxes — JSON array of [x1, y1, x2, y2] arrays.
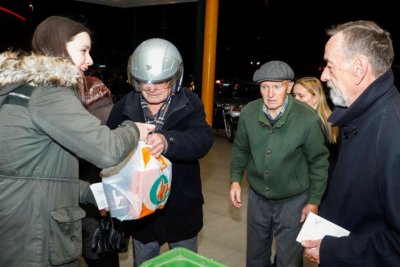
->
[[91, 215, 127, 254]]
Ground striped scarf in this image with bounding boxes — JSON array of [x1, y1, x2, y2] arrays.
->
[[141, 95, 172, 131]]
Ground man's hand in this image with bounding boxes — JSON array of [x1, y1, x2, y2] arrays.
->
[[302, 239, 322, 264], [147, 133, 167, 158], [300, 203, 318, 222], [230, 182, 242, 208]]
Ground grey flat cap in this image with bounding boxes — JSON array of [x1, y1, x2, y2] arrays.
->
[[253, 60, 294, 83]]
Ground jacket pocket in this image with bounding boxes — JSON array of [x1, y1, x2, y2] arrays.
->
[[49, 206, 86, 265]]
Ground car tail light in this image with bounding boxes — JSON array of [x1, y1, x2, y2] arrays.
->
[[232, 105, 241, 112]]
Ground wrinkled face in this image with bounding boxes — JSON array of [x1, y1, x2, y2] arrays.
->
[[260, 80, 292, 117], [66, 32, 93, 72], [140, 81, 172, 104], [320, 32, 352, 107], [293, 84, 317, 109]]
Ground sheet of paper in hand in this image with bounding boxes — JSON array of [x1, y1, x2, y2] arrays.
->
[[296, 212, 350, 243]]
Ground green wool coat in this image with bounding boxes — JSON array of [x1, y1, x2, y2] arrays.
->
[[230, 95, 329, 205]]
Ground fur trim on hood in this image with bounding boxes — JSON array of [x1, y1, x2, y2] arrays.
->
[[0, 51, 84, 90]]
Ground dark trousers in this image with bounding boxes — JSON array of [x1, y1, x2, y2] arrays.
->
[[246, 189, 306, 267]]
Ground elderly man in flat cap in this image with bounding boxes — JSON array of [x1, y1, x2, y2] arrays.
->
[[229, 60, 329, 267]]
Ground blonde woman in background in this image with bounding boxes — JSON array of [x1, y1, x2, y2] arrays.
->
[[293, 76, 339, 145], [293, 76, 340, 199]]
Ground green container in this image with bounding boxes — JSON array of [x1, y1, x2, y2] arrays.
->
[[140, 248, 227, 267]]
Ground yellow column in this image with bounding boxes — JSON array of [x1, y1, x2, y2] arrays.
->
[[201, 0, 218, 126]]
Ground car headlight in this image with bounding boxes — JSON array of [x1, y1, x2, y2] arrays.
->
[[223, 104, 233, 111]]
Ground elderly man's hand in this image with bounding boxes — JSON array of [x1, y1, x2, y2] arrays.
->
[[302, 239, 322, 264], [229, 182, 242, 208], [147, 133, 167, 158], [300, 203, 318, 222]]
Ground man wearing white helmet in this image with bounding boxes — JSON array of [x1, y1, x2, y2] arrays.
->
[[107, 38, 213, 266]]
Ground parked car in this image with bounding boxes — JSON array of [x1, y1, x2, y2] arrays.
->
[[213, 79, 260, 142]]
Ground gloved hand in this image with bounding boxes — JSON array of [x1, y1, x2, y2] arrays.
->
[[92, 215, 127, 254]]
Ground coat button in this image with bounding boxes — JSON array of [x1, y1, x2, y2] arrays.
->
[[265, 187, 270, 191]]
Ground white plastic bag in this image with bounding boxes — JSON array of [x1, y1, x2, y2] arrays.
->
[[100, 141, 172, 221]]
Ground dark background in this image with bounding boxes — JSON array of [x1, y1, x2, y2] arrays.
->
[[1, 0, 399, 87]]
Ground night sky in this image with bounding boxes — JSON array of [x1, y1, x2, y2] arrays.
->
[[1, 0, 399, 83]]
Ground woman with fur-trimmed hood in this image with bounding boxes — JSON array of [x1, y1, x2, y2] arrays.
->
[[0, 16, 154, 267]]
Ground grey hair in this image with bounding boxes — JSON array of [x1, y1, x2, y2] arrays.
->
[[327, 20, 394, 77]]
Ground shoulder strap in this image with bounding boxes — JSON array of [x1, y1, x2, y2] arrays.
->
[[0, 85, 19, 106], [0, 84, 34, 107]]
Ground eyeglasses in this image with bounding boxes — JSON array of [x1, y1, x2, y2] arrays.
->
[[140, 81, 170, 91]]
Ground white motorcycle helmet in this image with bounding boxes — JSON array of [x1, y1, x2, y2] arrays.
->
[[127, 38, 184, 94]]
